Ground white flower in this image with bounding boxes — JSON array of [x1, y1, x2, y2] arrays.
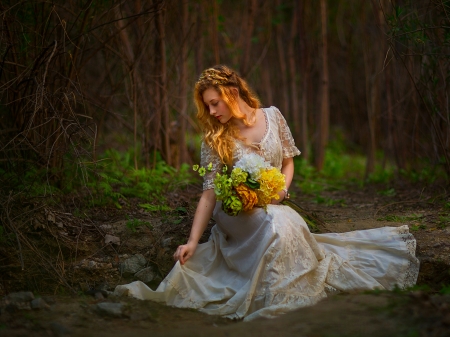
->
[[234, 153, 270, 180]]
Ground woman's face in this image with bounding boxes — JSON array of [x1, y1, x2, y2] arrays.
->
[[202, 87, 233, 124]]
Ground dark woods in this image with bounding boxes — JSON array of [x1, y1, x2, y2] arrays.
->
[[0, 0, 449, 188]]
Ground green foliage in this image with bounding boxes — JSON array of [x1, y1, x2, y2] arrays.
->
[[313, 195, 346, 207], [294, 138, 366, 195], [377, 188, 396, 197], [377, 214, 424, 222], [0, 148, 196, 209], [126, 217, 153, 233], [440, 285, 450, 295], [82, 149, 195, 208], [139, 204, 172, 212], [438, 216, 450, 229], [410, 224, 426, 231]]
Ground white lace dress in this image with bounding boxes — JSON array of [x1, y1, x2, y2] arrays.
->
[[114, 106, 420, 321]]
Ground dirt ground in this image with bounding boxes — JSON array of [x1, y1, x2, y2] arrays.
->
[[1, 180, 449, 337]]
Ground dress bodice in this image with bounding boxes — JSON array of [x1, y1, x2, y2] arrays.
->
[[201, 106, 301, 190]]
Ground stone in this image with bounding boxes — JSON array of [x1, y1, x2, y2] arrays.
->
[[31, 297, 50, 310], [161, 237, 172, 247], [135, 267, 156, 283], [119, 254, 147, 275], [100, 224, 113, 231], [105, 234, 120, 245], [96, 302, 123, 317], [50, 322, 71, 337], [6, 291, 35, 303]]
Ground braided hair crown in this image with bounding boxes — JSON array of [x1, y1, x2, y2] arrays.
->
[[197, 65, 237, 87]]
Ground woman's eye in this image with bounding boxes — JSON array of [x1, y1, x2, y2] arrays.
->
[[212, 102, 218, 107]]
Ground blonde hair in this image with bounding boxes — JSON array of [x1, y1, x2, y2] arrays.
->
[[194, 65, 261, 164]]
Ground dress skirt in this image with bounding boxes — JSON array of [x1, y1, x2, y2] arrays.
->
[[114, 204, 420, 321]]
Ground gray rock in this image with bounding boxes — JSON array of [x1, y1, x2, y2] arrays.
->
[[31, 297, 50, 310], [6, 291, 35, 303], [50, 322, 71, 337], [135, 267, 156, 283], [161, 237, 172, 247], [96, 302, 123, 317], [119, 254, 147, 275], [105, 234, 120, 245]]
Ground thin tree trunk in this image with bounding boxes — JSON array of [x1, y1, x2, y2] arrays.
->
[[275, 0, 289, 121], [156, 1, 171, 166], [194, 1, 205, 75], [288, 2, 300, 146], [240, 0, 257, 77], [212, 0, 220, 64], [314, 0, 329, 171], [299, 1, 310, 159], [178, 0, 189, 167]]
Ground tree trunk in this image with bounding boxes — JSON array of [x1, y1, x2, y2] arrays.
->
[[314, 0, 329, 171], [299, 1, 310, 160], [156, 1, 171, 166], [240, 0, 257, 77], [275, 0, 289, 122], [178, 0, 190, 167], [288, 2, 300, 146]]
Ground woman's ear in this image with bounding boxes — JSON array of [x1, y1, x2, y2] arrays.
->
[[231, 87, 239, 98]]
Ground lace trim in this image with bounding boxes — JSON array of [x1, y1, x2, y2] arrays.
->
[[394, 225, 420, 289], [251, 108, 269, 146]]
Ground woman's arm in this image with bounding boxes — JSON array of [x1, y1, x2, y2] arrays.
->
[[173, 189, 216, 265], [272, 156, 295, 204]]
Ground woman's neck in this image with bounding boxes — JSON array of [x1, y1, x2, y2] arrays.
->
[[231, 98, 256, 128]]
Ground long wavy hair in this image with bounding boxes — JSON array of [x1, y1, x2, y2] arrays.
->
[[194, 65, 261, 164]]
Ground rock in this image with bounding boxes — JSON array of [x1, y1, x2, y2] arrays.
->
[[6, 291, 35, 303], [31, 297, 50, 310], [77, 259, 113, 270], [161, 237, 172, 247], [135, 267, 156, 283], [4, 291, 34, 310], [50, 322, 71, 337], [119, 254, 147, 275], [96, 302, 123, 317], [105, 234, 120, 245], [100, 224, 113, 231]]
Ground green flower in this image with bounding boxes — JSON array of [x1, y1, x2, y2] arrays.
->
[[198, 167, 206, 177], [207, 162, 213, 171], [222, 195, 243, 216], [192, 164, 199, 171], [214, 173, 232, 199], [230, 168, 248, 187], [222, 165, 228, 173]]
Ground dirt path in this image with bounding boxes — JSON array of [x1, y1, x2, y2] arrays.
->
[[1, 182, 449, 336]]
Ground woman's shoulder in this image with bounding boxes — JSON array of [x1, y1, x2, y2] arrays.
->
[[262, 106, 285, 120]]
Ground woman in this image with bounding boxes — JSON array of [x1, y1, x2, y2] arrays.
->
[[115, 65, 419, 321]]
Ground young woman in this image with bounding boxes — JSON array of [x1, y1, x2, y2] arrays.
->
[[115, 65, 419, 321]]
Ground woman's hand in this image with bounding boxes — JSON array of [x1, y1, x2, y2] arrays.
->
[[173, 241, 198, 265], [271, 190, 286, 204]]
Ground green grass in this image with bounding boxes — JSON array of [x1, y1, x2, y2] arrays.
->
[[377, 214, 424, 222], [126, 217, 154, 232]]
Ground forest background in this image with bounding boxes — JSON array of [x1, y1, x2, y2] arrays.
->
[[1, 0, 450, 195], [0, 0, 449, 295]]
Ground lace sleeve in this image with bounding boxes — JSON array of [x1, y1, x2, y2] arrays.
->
[[200, 142, 224, 190], [274, 108, 301, 158]]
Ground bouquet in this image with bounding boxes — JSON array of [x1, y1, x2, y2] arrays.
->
[[194, 153, 286, 216]]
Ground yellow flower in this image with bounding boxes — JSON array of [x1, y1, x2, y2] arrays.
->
[[256, 168, 285, 207], [235, 184, 258, 212]]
